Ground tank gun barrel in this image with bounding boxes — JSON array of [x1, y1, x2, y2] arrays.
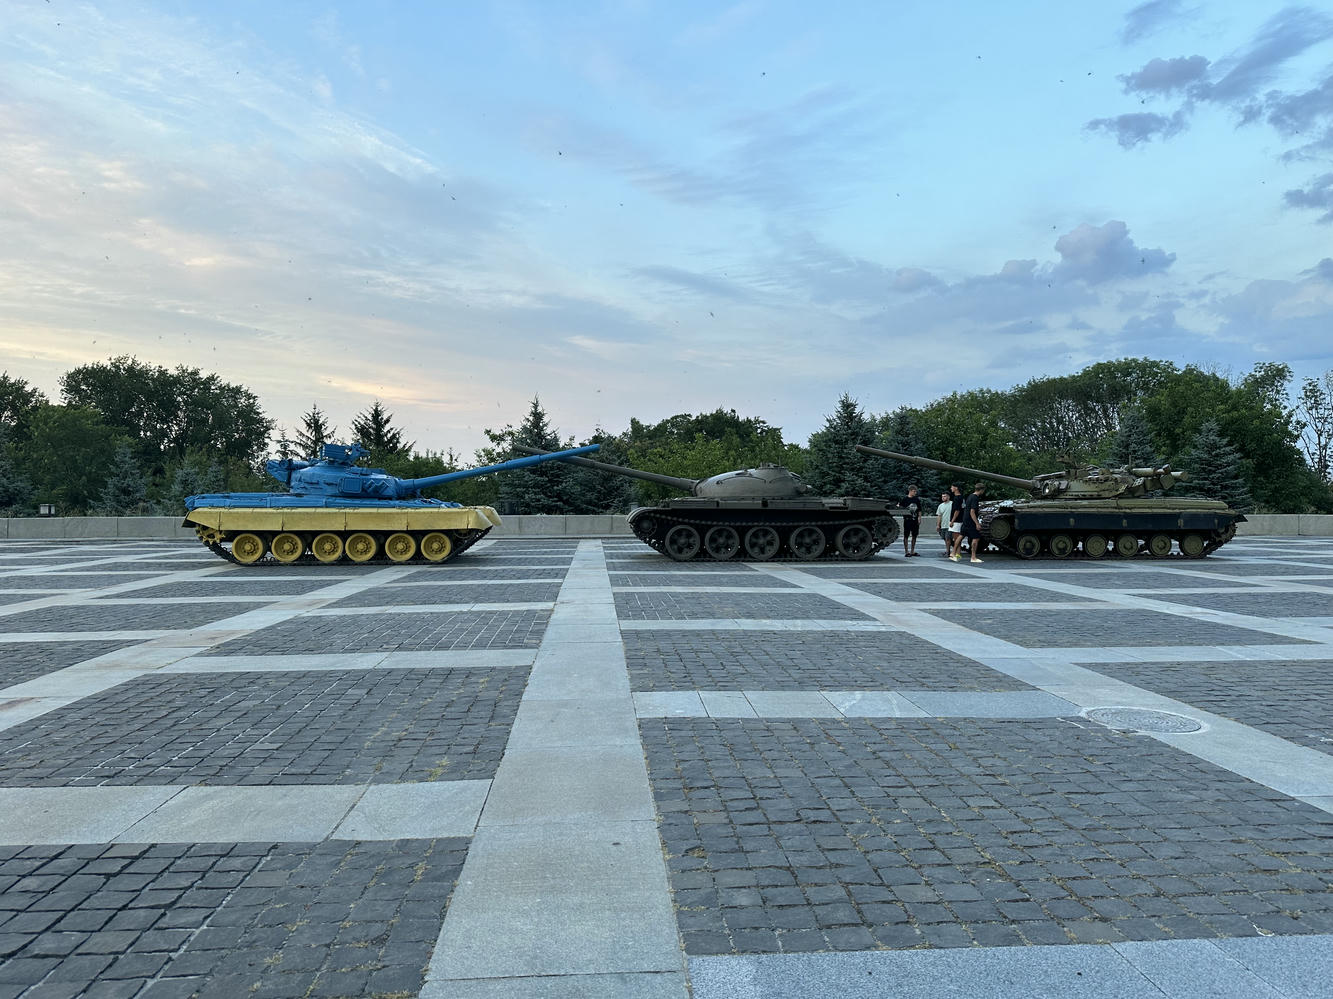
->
[[855, 445, 1039, 494], [513, 446, 700, 493], [399, 444, 601, 494]]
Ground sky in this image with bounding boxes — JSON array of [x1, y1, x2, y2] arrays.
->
[[2, 0, 1332, 457]]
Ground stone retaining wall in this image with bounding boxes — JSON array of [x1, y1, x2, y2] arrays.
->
[[0, 514, 1327, 540]]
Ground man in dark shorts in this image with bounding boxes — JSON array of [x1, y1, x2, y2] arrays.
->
[[901, 485, 922, 557], [960, 482, 986, 564], [948, 484, 965, 560]]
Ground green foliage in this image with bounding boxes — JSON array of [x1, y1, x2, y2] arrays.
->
[[95, 444, 149, 515], [59, 356, 273, 474], [1299, 371, 1333, 484], [484, 397, 575, 515], [21, 405, 121, 514], [570, 430, 637, 514], [871, 406, 939, 499], [295, 403, 337, 459], [805, 395, 892, 497], [0, 425, 32, 513], [1179, 420, 1254, 511], [0, 373, 48, 441], [1108, 406, 1160, 468], [912, 389, 1031, 497], [152, 453, 225, 515], [351, 400, 412, 455]]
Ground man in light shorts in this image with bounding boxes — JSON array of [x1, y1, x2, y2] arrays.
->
[[947, 483, 965, 560], [935, 490, 952, 555]]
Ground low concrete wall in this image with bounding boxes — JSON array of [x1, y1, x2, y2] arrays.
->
[[1, 513, 1327, 540], [0, 514, 635, 540]]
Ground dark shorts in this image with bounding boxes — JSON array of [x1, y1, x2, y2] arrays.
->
[[903, 518, 919, 539], [962, 520, 982, 539]]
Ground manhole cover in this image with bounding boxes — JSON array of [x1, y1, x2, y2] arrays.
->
[[1084, 707, 1203, 733]]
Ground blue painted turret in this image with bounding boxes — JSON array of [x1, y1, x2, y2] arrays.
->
[[185, 442, 600, 510]]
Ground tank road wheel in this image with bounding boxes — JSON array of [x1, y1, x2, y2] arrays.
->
[[271, 532, 305, 564], [384, 532, 417, 563], [988, 518, 1013, 542], [835, 524, 875, 560], [1048, 534, 1074, 559], [1114, 533, 1140, 558], [1144, 533, 1173, 558], [1179, 533, 1206, 558], [1013, 534, 1042, 559], [789, 526, 826, 561], [744, 526, 781, 561], [872, 517, 900, 546], [231, 533, 266, 565], [311, 532, 344, 563], [1083, 534, 1109, 559], [664, 525, 702, 561], [420, 532, 454, 563], [345, 532, 378, 563], [704, 526, 741, 561]]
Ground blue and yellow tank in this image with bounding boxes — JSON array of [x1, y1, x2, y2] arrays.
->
[[183, 442, 598, 565]]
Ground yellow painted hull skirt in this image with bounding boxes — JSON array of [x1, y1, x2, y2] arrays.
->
[[183, 506, 502, 565]]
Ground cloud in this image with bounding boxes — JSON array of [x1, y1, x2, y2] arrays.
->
[[1052, 221, 1175, 284], [633, 266, 753, 301], [1120, 55, 1210, 94], [891, 267, 942, 293], [1309, 257, 1333, 281], [1202, 7, 1333, 102], [1121, 0, 1189, 46], [1283, 173, 1333, 222], [1085, 109, 1190, 147]]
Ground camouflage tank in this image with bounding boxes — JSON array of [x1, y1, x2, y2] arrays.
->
[[515, 447, 901, 561], [183, 442, 598, 565], [855, 445, 1245, 559]]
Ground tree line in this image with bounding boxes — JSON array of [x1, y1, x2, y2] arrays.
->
[[1, 355, 1330, 516]]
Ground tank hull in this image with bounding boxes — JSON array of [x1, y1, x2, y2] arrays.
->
[[626, 498, 902, 562], [184, 505, 501, 565], [980, 498, 1245, 559]]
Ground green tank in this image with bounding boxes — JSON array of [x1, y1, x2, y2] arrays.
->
[[515, 447, 901, 561], [855, 445, 1246, 559]]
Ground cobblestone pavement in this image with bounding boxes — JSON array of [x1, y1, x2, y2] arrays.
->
[[0, 535, 1331, 998]]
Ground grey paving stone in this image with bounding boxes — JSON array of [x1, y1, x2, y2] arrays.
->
[[845, 580, 1095, 603], [0, 838, 467, 998], [0, 787, 182, 844], [0, 667, 527, 785], [623, 631, 1028, 692], [334, 780, 490, 839], [0, 641, 141, 689], [0, 575, 163, 590], [422, 971, 688, 997], [328, 582, 562, 607], [924, 607, 1310, 647], [897, 690, 1079, 718], [0, 602, 271, 634], [605, 558, 758, 574], [1149, 591, 1333, 618], [1111, 938, 1285, 998], [198, 609, 550, 654], [1213, 932, 1333, 995], [96, 579, 338, 598], [615, 592, 872, 621], [402, 567, 569, 581], [1025, 570, 1260, 590], [1076, 660, 1333, 756], [642, 717, 1333, 955], [612, 572, 797, 589]]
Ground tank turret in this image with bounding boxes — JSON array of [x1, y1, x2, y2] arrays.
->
[[515, 446, 900, 562], [853, 445, 1186, 499], [181, 443, 599, 565], [513, 447, 812, 499], [855, 445, 1242, 560]]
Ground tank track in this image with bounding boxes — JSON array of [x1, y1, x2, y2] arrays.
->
[[630, 512, 901, 563], [202, 528, 492, 567], [977, 509, 1239, 561]]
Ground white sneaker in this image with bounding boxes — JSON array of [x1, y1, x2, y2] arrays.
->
[[970, 558, 984, 564]]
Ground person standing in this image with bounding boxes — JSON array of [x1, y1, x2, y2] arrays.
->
[[934, 490, 952, 556], [948, 484, 965, 561], [960, 482, 987, 563], [901, 485, 922, 557]]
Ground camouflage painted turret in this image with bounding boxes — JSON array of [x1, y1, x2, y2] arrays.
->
[[855, 445, 1245, 559], [183, 442, 599, 565], [516, 446, 901, 561]]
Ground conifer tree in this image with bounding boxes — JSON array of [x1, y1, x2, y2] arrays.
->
[[1110, 406, 1159, 468], [805, 394, 891, 497], [567, 432, 636, 514], [872, 406, 937, 498], [295, 404, 337, 459], [0, 426, 32, 514], [95, 444, 148, 515], [494, 397, 572, 514], [153, 460, 224, 514], [1180, 420, 1253, 511], [351, 400, 412, 455]]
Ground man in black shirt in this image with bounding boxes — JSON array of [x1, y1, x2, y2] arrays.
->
[[948, 484, 965, 560], [901, 485, 923, 557], [960, 482, 986, 564]]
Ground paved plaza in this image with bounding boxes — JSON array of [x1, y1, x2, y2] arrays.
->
[[0, 535, 1331, 998]]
